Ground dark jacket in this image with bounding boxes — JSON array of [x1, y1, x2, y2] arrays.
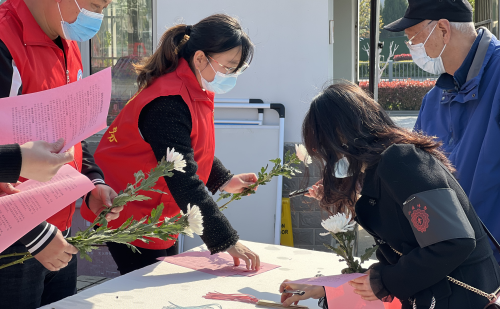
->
[[0, 144, 21, 183], [356, 144, 500, 309]]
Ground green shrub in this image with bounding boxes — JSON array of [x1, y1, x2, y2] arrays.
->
[[359, 79, 436, 110]]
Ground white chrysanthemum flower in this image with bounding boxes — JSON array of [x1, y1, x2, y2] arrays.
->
[[319, 213, 356, 236], [295, 144, 312, 166], [182, 204, 204, 238], [166, 147, 187, 173]]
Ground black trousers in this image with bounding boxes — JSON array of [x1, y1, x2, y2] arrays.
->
[[0, 241, 77, 309], [106, 242, 178, 275]]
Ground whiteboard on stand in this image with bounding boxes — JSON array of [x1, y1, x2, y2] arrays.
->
[[182, 101, 284, 251]]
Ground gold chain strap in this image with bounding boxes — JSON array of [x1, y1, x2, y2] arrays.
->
[[391, 247, 497, 301]]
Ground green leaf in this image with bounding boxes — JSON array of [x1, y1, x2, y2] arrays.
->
[[119, 217, 133, 230], [360, 245, 379, 264], [134, 170, 145, 182], [80, 251, 92, 262], [323, 243, 337, 251], [129, 195, 151, 202], [216, 192, 232, 202], [324, 243, 347, 259], [150, 204, 164, 223], [96, 217, 108, 227], [270, 158, 281, 165]]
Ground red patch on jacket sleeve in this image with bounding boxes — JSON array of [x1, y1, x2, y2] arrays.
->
[[410, 204, 430, 233]]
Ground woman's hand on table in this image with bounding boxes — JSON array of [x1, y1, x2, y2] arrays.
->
[[279, 280, 325, 307], [222, 173, 258, 193], [227, 241, 260, 271], [349, 270, 378, 301], [304, 179, 323, 200]]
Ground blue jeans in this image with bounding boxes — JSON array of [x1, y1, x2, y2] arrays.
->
[[0, 241, 77, 309]]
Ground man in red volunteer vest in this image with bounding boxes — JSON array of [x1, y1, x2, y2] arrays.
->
[[0, 0, 122, 308]]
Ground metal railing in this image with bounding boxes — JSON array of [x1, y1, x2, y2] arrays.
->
[[359, 61, 439, 81], [475, 0, 493, 31]]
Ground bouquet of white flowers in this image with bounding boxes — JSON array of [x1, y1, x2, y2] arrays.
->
[[320, 213, 378, 274], [0, 148, 203, 270]]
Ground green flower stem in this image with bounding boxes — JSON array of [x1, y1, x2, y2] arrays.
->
[[218, 184, 257, 211], [0, 252, 31, 259], [218, 151, 302, 211], [325, 228, 378, 274], [331, 234, 348, 259], [330, 231, 363, 274], [0, 253, 33, 270]]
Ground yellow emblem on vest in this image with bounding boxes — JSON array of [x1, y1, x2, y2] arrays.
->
[[108, 127, 118, 143]]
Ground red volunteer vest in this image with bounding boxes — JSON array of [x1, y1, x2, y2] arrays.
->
[[0, 0, 83, 231], [81, 59, 215, 250]]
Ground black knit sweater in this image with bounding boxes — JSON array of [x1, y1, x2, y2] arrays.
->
[[138, 95, 239, 254]]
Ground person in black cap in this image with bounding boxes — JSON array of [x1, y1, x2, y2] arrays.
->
[[386, 0, 500, 266]]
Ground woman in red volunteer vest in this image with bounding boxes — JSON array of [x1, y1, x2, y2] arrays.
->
[[81, 14, 261, 275]]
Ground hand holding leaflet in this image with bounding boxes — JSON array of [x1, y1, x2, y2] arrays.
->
[[0, 165, 95, 253], [0, 68, 112, 152], [18, 139, 75, 182]]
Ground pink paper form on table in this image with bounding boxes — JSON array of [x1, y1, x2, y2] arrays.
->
[[157, 251, 280, 277], [0, 165, 95, 253], [0, 67, 112, 152], [288, 273, 366, 288], [326, 283, 402, 309]]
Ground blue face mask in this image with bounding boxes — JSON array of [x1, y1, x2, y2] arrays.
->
[[199, 59, 238, 94], [58, 0, 104, 42]]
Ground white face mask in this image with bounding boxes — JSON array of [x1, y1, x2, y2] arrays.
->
[[407, 23, 447, 75], [198, 59, 238, 94], [334, 156, 352, 178]]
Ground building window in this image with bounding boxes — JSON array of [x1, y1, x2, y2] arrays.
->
[[91, 0, 153, 124]]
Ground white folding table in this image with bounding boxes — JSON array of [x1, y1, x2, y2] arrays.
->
[[41, 240, 375, 309]]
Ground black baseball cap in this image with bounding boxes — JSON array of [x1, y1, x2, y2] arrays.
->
[[384, 0, 473, 32]]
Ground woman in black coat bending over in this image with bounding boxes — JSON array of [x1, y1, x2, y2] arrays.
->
[[280, 82, 500, 309]]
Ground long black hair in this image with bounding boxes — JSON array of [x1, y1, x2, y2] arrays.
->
[[136, 14, 254, 88], [302, 81, 454, 215]]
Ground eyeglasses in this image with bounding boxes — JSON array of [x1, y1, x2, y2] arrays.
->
[[207, 55, 249, 75], [405, 20, 434, 47]]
